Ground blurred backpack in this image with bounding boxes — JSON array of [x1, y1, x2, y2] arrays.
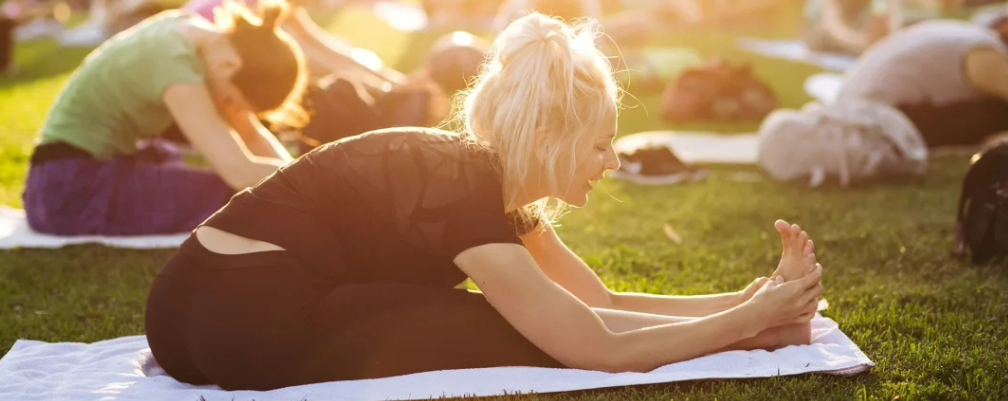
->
[[955, 141, 1008, 264], [661, 57, 776, 123]]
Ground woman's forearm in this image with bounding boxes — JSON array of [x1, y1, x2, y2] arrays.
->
[[609, 291, 743, 317], [593, 307, 695, 333], [229, 112, 293, 162], [284, 9, 406, 86], [606, 301, 765, 372]]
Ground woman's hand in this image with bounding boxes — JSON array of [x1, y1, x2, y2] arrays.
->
[[747, 263, 823, 329], [736, 276, 771, 305]]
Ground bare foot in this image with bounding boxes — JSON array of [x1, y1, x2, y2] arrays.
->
[[772, 220, 815, 282], [725, 321, 813, 353], [773, 322, 813, 349]]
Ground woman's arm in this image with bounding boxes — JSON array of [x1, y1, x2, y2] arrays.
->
[[820, 0, 878, 54], [282, 7, 406, 86], [521, 225, 749, 317], [965, 45, 1008, 102], [218, 103, 293, 162], [454, 243, 783, 373], [163, 82, 288, 189]]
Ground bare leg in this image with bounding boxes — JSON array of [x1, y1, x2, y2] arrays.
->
[[715, 322, 811, 353]]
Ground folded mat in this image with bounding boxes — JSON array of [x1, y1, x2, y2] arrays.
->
[[0, 313, 873, 401], [0, 206, 187, 249], [737, 38, 857, 72], [615, 131, 759, 165]]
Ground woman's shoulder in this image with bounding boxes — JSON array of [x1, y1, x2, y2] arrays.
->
[[324, 127, 495, 167], [302, 127, 498, 193], [82, 11, 201, 65]]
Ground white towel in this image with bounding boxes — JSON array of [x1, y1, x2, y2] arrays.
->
[[737, 38, 857, 72], [0, 313, 873, 401], [0, 206, 187, 249], [615, 131, 760, 165]]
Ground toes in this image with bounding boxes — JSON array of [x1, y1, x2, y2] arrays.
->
[[804, 239, 815, 255], [796, 231, 809, 252], [775, 220, 790, 236]]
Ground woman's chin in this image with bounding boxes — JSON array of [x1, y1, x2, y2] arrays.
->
[[558, 189, 591, 208]]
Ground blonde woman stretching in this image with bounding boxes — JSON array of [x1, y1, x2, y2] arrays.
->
[[145, 12, 824, 391]]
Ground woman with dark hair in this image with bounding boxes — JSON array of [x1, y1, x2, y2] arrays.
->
[[23, 0, 309, 235]]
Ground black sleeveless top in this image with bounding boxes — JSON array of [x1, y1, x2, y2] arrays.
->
[[201, 128, 536, 288]]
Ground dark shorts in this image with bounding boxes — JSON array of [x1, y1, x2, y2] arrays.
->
[[22, 140, 234, 236], [145, 236, 565, 391], [898, 97, 1008, 148]]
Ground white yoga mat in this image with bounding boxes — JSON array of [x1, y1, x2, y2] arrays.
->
[[615, 131, 759, 165], [737, 38, 857, 72], [0, 206, 187, 249], [0, 313, 872, 401], [804, 72, 844, 105]]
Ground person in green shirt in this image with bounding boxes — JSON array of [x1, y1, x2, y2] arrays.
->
[[22, 0, 309, 236]]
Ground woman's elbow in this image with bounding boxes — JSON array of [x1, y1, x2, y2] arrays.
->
[[215, 159, 267, 190]]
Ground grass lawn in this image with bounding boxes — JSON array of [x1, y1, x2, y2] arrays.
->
[[2, 4, 1007, 400]]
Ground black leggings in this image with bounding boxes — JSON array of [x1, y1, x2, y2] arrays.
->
[[145, 236, 564, 391], [898, 97, 1008, 148]]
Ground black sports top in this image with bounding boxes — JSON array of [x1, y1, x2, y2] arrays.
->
[[201, 127, 536, 287]]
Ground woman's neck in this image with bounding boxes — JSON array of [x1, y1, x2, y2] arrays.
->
[[504, 176, 547, 214]]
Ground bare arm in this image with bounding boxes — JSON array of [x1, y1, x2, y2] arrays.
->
[[964, 46, 1008, 101], [162, 82, 287, 190], [521, 225, 746, 317], [454, 243, 774, 372], [820, 0, 882, 54], [282, 8, 406, 86], [885, 0, 904, 32], [215, 100, 293, 161]]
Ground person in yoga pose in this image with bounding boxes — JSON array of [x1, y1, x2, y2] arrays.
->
[[184, 0, 407, 88], [836, 12, 1008, 148], [145, 12, 824, 391], [802, 0, 969, 56], [801, 0, 901, 55], [22, 0, 306, 236]]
